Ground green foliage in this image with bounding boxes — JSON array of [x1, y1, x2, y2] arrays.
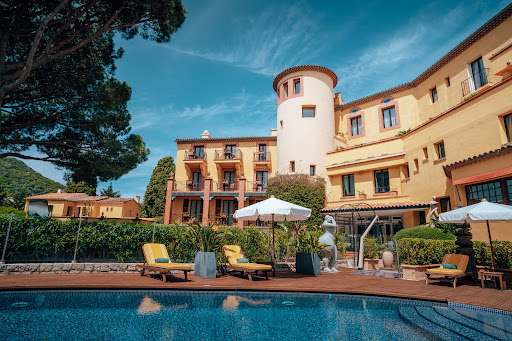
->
[[0, 206, 26, 217], [185, 221, 222, 253], [394, 226, 455, 241], [430, 215, 456, 234], [266, 174, 326, 225], [473, 241, 512, 269], [363, 238, 379, 259], [397, 238, 456, 265], [65, 181, 96, 196], [396, 128, 412, 136], [0, 158, 64, 197], [294, 229, 328, 255], [1, 1, 186, 184], [141, 156, 175, 217], [100, 183, 121, 197], [218, 226, 268, 262]]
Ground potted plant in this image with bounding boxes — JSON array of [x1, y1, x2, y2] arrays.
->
[[357, 190, 366, 199], [294, 230, 328, 275], [363, 238, 379, 270], [186, 222, 221, 279]]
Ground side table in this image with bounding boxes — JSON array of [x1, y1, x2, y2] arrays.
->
[[480, 271, 507, 290]]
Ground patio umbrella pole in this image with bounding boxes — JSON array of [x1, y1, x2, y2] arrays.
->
[[272, 214, 275, 264], [486, 220, 497, 270]]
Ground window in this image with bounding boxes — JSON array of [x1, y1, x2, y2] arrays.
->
[[435, 141, 446, 159], [190, 199, 202, 221], [280, 120, 283, 129], [294, 80, 300, 94], [342, 174, 355, 196], [290, 161, 295, 172], [192, 171, 202, 191], [471, 57, 487, 90], [225, 145, 236, 159], [223, 171, 235, 191], [439, 197, 451, 212], [466, 178, 512, 205], [423, 147, 428, 160], [382, 107, 397, 128], [505, 113, 512, 142], [405, 164, 410, 178], [66, 206, 71, 216], [302, 106, 315, 118], [374, 169, 390, 193], [48, 205, 53, 217], [310, 165, 315, 176], [445, 77, 451, 87], [419, 211, 426, 225], [258, 144, 267, 161], [256, 171, 268, 191], [351, 116, 362, 136], [194, 145, 204, 158], [414, 158, 419, 171], [284, 82, 288, 97], [431, 87, 438, 103]]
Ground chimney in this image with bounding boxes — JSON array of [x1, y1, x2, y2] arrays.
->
[[271, 129, 277, 136], [201, 130, 211, 139], [334, 93, 343, 106], [135, 196, 140, 204]]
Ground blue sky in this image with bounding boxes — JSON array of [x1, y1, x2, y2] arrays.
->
[[24, 0, 510, 200]]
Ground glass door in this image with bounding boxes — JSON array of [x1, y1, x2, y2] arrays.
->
[[192, 171, 202, 191], [223, 171, 235, 191], [259, 144, 267, 161], [471, 57, 486, 89], [190, 200, 202, 222], [223, 200, 235, 226]]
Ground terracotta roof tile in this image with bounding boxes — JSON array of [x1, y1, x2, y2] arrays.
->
[[175, 136, 276, 144], [273, 65, 338, 91], [69, 196, 109, 202], [100, 198, 135, 203], [338, 3, 512, 110], [443, 143, 512, 178], [25, 193, 87, 200], [321, 201, 429, 213]]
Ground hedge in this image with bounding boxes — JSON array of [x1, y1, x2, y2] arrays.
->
[[397, 238, 456, 265], [394, 226, 455, 241], [363, 238, 378, 259], [473, 241, 512, 269]]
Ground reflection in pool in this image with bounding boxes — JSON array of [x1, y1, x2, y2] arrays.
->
[[1, 290, 511, 340]]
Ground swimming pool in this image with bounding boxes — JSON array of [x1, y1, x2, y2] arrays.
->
[[0, 290, 511, 340]]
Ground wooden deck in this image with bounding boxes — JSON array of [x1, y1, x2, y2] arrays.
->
[[0, 268, 511, 312]]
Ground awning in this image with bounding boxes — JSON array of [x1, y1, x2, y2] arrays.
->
[[452, 167, 512, 186]]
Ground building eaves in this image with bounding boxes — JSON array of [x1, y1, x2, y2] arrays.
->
[[175, 136, 277, 144], [442, 143, 512, 178], [321, 201, 429, 213], [337, 3, 512, 111], [273, 65, 338, 92]]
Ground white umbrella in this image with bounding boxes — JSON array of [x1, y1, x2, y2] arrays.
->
[[439, 198, 512, 270], [234, 195, 311, 263]]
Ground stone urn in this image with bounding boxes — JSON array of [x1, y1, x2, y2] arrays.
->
[[382, 251, 394, 268]]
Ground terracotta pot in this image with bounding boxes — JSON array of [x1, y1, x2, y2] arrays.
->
[[363, 258, 379, 271], [382, 251, 394, 267]]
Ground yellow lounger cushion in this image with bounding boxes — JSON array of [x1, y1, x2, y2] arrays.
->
[[427, 267, 464, 275], [223, 245, 272, 271], [142, 243, 192, 269]]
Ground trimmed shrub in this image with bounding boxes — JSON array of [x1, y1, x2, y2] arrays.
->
[[363, 238, 379, 259], [394, 226, 455, 241], [473, 240, 512, 269], [397, 238, 456, 265], [0, 206, 26, 216]]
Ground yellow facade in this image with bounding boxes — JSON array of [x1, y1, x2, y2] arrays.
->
[[324, 9, 512, 241], [164, 132, 277, 227]]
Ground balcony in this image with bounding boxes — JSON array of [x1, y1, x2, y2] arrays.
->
[[173, 180, 205, 192], [183, 150, 207, 175], [461, 68, 490, 97], [253, 151, 271, 170], [212, 180, 238, 192], [214, 149, 243, 176], [247, 180, 267, 193]]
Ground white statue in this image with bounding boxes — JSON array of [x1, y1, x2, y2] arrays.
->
[[319, 215, 339, 272]]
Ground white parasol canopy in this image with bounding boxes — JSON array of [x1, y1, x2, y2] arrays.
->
[[439, 198, 512, 270], [439, 199, 512, 223], [233, 195, 311, 221]]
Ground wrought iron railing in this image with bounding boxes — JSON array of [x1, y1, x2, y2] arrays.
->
[[461, 68, 489, 97], [253, 151, 271, 162], [247, 180, 267, 192], [173, 181, 204, 192], [214, 149, 243, 160], [184, 151, 207, 161], [216, 181, 237, 191]]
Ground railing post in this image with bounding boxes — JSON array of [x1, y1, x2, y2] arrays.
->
[[0, 212, 15, 264], [72, 217, 83, 263]]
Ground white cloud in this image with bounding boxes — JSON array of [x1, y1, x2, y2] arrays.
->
[[170, 4, 323, 76]]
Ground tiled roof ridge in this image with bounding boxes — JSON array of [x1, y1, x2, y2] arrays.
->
[[175, 136, 277, 143], [321, 201, 429, 212], [442, 143, 512, 177], [338, 3, 512, 110], [25, 193, 87, 200], [273, 65, 338, 91]]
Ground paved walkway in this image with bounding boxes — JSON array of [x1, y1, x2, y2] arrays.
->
[[1, 268, 511, 312]]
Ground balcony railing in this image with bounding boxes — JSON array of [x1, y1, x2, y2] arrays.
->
[[461, 68, 489, 97], [253, 151, 271, 162], [184, 151, 207, 161], [215, 180, 237, 191], [247, 180, 267, 192], [173, 181, 204, 192], [214, 149, 243, 161]]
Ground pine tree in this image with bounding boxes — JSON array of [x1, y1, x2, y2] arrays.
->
[[100, 183, 121, 197], [65, 181, 96, 196], [141, 156, 175, 218]]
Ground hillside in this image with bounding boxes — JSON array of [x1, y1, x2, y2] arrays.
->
[[0, 158, 64, 196]]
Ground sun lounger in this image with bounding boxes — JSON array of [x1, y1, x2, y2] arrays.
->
[[136, 243, 192, 282], [425, 254, 469, 288], [222, 245, 272, 281]]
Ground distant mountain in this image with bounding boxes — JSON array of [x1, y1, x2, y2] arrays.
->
[[0, 158, 64, 196]]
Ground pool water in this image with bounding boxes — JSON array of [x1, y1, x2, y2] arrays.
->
[[0, 291, 511, 340]]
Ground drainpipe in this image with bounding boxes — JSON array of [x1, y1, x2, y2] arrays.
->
[[357, 215, 379, 270]]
